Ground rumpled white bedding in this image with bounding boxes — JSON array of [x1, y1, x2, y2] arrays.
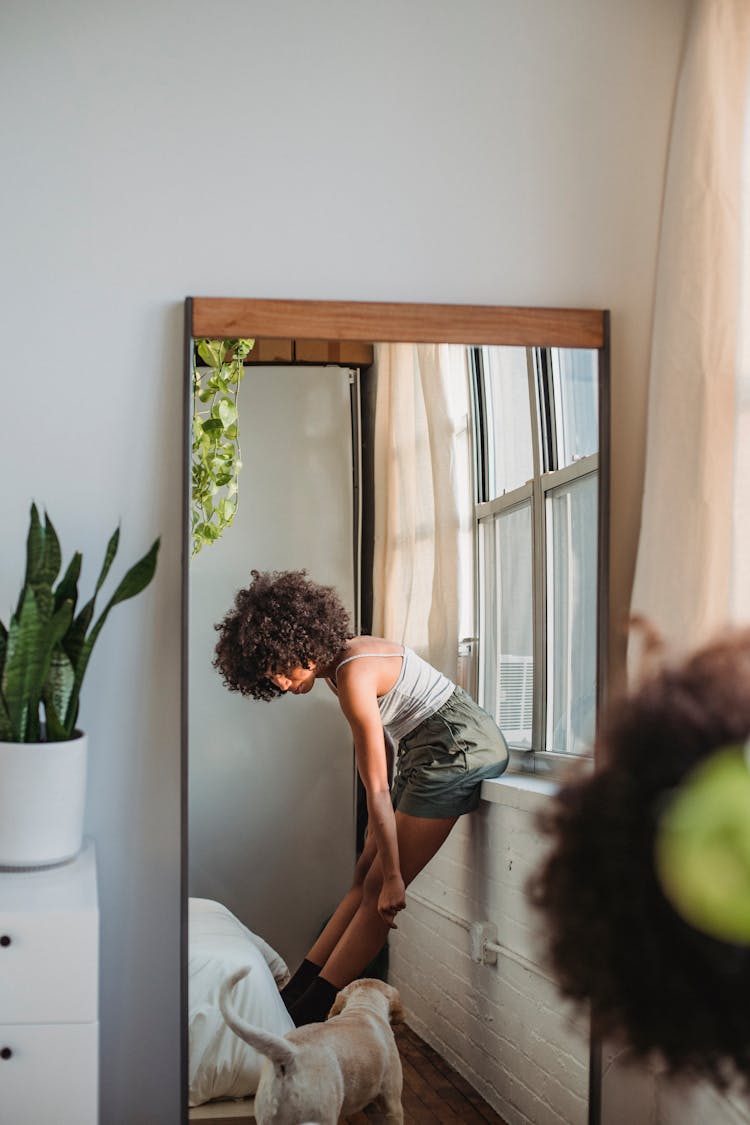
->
[[189, 897, 295, 1107]]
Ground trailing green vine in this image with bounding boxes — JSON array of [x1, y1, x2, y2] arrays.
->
[[191, 337, 255, 557]]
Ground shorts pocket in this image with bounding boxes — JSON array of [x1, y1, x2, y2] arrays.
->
[[436, 712, 469, 755]]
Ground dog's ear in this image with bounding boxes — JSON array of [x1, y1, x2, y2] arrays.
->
[[328, 987, 347, 1019], [388, 990, 405, 1026]]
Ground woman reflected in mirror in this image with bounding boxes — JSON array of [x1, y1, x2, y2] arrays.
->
[[213, 568, 509, 1026]]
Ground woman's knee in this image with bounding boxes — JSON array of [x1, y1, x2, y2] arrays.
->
[[352, 850, 374, 889], [362, 864, 383, 906], [352, 829, 378, 887]]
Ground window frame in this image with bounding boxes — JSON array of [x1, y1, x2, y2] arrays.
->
[[470, 344, 603, 776]]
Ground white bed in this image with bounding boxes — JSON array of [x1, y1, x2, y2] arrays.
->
[[188, 897, 295, 1113], [190, 1096, 256, 1123]]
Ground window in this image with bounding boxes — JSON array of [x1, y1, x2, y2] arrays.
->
[[471, 346, 599, 768]]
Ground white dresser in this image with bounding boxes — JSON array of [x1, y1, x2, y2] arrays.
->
[[0, 840, 99, 1124]]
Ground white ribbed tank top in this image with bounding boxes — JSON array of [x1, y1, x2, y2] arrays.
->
[[330, 646, 455, 744]]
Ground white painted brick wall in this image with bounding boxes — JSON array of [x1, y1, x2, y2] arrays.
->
[[389, 781, 590, 1125]]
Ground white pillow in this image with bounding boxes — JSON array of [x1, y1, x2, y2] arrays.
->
[[188, 897, 295, 1106]]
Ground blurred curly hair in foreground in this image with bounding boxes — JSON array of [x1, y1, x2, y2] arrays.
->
[[529, 622, 750, 1088]]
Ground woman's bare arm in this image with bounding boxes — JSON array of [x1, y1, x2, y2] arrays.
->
[[336, 663, 406, 925]]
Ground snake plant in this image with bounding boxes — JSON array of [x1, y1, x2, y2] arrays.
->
[[0, 504, 160, 742]]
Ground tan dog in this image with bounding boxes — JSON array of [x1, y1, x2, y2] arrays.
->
[[219, 968, 404, 1125]]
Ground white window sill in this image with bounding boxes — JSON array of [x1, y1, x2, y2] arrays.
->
[[480, 773, 559, 813]]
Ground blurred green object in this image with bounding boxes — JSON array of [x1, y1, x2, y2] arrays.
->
[[655, 743, 750, 944]]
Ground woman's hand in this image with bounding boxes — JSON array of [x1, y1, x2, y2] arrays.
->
[[378, 873, 406, 929]]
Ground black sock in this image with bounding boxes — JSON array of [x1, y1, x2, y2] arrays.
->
[[288, 975, 339, 1027], [280, 958, 322, 1012]]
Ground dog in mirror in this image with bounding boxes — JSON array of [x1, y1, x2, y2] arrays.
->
[[219, 968, 405, 1124]]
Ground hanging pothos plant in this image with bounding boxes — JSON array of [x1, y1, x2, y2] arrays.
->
[[191, 337, 255, 557]]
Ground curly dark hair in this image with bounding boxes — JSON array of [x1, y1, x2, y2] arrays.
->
[[530, 626, 750, 1089], [213, 569, 353, 701]]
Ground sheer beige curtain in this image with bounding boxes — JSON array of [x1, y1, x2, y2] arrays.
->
[[733, 93, 750, 620], [630, 0, 750, 652], [371, 343, 469, 681]]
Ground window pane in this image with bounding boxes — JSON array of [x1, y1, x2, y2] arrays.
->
[[479, 502, 534, 749], [482, 347, 534, 496], [546, 473, 598, 755], [550, 348, 598, 467]]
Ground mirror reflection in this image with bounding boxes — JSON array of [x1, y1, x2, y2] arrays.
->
[[187, 325, 603, 1124]]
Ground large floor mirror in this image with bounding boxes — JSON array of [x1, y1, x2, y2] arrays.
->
[[181, 298, 610, 1125]]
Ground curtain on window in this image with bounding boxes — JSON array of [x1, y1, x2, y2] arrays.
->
[[629, 0, 750, 653], [371, 343, 468, 681], [733, 91, 750, 620]]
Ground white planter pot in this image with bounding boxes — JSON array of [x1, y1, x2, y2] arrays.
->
[[0, 733, 87, 868]]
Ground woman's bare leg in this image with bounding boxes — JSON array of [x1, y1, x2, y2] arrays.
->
[[319, 811, 458, 988], [305, 827, 379, 966]]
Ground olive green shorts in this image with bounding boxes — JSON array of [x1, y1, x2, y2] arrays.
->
[[391, 686, 509, 819]]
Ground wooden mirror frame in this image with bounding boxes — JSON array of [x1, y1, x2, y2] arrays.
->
[[181, 297, 610, 1125]]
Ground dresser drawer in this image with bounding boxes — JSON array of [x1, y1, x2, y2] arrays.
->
[[0, 906, 98, 1023], [0, 1021, 98, 1124]]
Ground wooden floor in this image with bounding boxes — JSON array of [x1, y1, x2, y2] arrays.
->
[[342, 1024, 509, 1125]]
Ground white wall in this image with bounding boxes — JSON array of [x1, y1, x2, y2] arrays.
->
[[189, 365, 356, 970], [0, 1, 690, 1121]]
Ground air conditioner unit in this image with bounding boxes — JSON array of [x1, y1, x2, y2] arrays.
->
[[497, 654, 533, 748]]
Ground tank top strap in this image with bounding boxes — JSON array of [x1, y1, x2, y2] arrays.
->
[[328, 646, 405, 690], [334, 646, 405, 675]]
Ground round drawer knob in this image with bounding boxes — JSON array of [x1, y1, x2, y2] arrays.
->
[[0, 935, 11, 947], [0, 1048, 12, 1060]]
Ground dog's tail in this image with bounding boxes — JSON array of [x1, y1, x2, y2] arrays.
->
[[218, 966, 297, 1072]]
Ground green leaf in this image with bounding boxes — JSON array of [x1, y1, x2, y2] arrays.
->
[[17, 506, 63, 627], [202, 418, 223, 436], [41, 693, 68, 741], [54, 552, 82, 613], [94, 527, 120, 596], [196, 522, 220, 541], [233, 338, 255, 360], [60, 530, 118, 675], [1, 588, 68, 741], [196, 339, 228, 367], [16, 505, 41, 617], [42, 648, 76, 740], [3, 589, 43, 739], [103, 538, 159, 609], [218, 399, 238, 428], [64, 539, 159, 730], [23, 503, 43, 582], [219, 499, 237, 522], [40, 512, 62, 589], [0, 691, 12, 741], [65, 597, 95, 671]]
